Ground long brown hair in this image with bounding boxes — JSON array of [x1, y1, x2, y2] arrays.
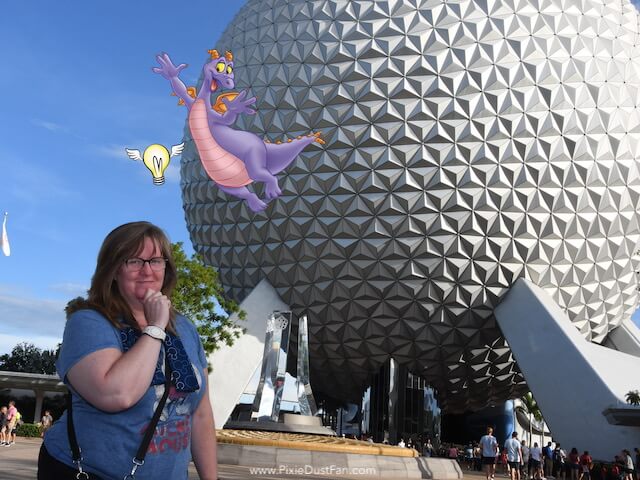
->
[[66, 221, 177, 333]]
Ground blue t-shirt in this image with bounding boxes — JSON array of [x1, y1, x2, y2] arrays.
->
[[44, 309, 208, 479]]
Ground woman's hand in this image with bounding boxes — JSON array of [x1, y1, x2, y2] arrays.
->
[[143, 289, 171, 330]]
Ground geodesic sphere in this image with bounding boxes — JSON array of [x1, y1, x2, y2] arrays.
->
[[181, 0, 640, 411]]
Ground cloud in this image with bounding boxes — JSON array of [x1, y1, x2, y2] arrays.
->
[[2, 151, 78, 205], [0, 333, 61, 356], [92, 143, 128, 160], [31, 119, 68, 133], [49, 283, 88, 297], [0, 293, 66, 341]]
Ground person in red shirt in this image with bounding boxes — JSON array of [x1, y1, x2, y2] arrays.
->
[[567, 448, 580, 480], [449, 445, 459, 460], [579, 451, 592, 480]]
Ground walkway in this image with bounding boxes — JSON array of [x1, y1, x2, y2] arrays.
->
[[0, 437, 416, 479]]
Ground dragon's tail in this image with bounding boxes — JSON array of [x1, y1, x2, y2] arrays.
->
[[264, 132, 324, 174]]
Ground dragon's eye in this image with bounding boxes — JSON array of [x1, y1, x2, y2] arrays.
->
[[216, 62, 225, 73], [226, 65, 233, 74]]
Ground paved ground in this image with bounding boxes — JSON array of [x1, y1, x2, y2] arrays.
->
[[3, 437, 474, 479]]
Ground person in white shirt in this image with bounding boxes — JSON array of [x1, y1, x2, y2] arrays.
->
[[505, 432, 523, 480], [479, 426, 500, 480], [530, 442, 544, 480], [623, 449, 635, 480]]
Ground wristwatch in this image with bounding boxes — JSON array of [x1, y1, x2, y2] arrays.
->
[[142, 325, 167, 341]]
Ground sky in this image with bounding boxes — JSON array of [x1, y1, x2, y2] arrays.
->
[[1, 1, 640, 356], [0, 1, 245, 354]]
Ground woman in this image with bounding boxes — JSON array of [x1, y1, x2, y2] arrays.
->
[[38, 222, 218, 479], [623, 450, 635, 480], [568, 447, 580, 480], [578, 451, 592, 480]]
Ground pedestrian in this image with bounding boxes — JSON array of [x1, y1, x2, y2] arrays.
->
[[505, 432, 523, 480], [502, 448, 511, 476], [531, 442, 544, 480], [475, 443, 483, 471], [465, 442, 475, 470], [423, 438, 434, 457], [579, 450, 592, 480], [544, 442, 554, 478], [480, 426, 499, 480], [37, 221, 218, 479], [568, 447, 580, 480], [40, 410, 53, 438], [0, 405, 7, 445], [554, 443, 567, 480], [4, 401, 17, 447], [449, 443, 459, 461], [623, 450, 635, 480], [521, 440, 530, 480]]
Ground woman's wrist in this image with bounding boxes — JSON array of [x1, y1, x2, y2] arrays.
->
[[142, 325, 166, 341]]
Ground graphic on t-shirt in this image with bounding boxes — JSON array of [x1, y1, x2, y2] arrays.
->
[[146, 362, 202, 455]]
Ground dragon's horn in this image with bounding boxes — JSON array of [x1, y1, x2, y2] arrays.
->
[[208, 49, 220, 59], [225, 51, 233, 62]]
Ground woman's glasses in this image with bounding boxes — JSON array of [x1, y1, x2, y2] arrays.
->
[[123, 257, 167, 271]]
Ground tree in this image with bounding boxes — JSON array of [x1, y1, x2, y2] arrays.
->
[[0, 342, 59, 374], [171, 242, 245, 356], [515, 392, 543, 445], [625, 390, 640, 406]]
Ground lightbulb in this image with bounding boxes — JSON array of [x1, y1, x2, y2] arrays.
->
[[142, 144, 171, 185], [125, 142, 183, 185]]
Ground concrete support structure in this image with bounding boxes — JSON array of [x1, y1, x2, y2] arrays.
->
[[208, 279, 290, 428], [33, 390, 44, 424], [495, 278, 640, 460]]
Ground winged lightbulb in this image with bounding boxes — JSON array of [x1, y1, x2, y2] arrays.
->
[[125, 143, 184, 185]]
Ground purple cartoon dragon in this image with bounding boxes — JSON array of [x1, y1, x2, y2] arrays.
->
[[153, 50, 323, 212]]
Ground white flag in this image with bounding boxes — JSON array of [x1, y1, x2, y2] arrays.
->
[[1, 213, 10, 257]]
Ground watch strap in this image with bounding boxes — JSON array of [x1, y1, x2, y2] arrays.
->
[[142, 325, 167, 341]]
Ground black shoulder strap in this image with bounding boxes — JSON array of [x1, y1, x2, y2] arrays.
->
[[134, 355, 171, 463], [66, 392, 81, 463]]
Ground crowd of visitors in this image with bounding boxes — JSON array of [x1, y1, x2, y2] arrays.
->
[[387, 425, 640, 480], [428, 426, 640, 480]]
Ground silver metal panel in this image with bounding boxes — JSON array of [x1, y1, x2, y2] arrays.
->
[[296, 314, 318, 416], [251, 311, 292, 422]]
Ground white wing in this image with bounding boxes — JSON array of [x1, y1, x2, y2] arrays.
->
[[125, 148, 142, 161], [170, 142, 185, 158]]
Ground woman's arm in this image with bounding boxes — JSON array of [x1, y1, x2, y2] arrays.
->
[[66, 335, 162, 412], [191, 369, 218, 480], [66, 290, 171, 412]]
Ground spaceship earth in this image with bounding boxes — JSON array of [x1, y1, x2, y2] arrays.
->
[[181, 0, 640, 411]]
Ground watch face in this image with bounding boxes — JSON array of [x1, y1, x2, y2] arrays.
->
[[144, 326, 165, 340]]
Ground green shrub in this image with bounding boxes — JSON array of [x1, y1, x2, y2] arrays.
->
[[16, 423, 41, 438]]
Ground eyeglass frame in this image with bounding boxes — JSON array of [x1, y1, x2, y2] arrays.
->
[[122, 257, 168, 271]]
